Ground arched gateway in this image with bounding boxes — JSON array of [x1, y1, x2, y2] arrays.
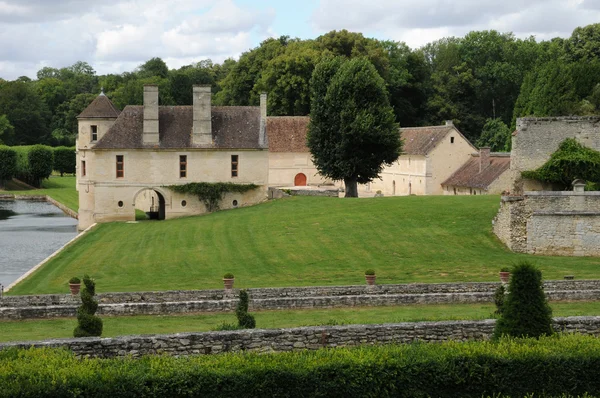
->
[[133, 188, 169, 221]]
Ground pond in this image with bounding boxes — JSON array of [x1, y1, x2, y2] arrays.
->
[[0, 200, 78, 289]]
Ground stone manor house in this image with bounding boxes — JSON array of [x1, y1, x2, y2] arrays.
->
[[76, 85, 510, 230]]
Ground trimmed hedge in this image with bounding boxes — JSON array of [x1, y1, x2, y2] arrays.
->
[[11, 145, 54, 187], [53, 146, 76, 176], [0, 145, 17, 185], [1, 334, 600, 397]]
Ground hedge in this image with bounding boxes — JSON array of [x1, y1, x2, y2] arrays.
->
[[1, 334, 600, 397], [0, 145, 17, 185], [11, 145, 54, 187], [53, 146, 76, 176]]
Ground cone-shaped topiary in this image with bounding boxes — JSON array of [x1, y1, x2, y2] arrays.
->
[[73, 274, 103, 337], [236, 290, 255, 329], [493, 262, 553, 340]]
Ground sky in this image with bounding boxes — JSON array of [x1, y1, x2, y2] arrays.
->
[[0, 0, 599, 80]]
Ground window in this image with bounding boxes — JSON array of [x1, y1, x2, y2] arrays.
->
[[118, 201, 124, 208], [116, 155, 124, 178], [91, 125, 98, 141], [81, 160, 86, 177], [231, 155, 238, 177], [179, 155, 187, 178], [450, 136, 455, 144]]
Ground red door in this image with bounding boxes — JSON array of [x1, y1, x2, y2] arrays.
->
[[294, 173, 307, 186]]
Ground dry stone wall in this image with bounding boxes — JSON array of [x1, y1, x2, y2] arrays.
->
[[1, 317, 599, 359]]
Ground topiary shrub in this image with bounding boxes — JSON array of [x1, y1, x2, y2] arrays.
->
[[0, 146, 16, 188], [53, 146, 75, 176], [27, 145, 53, 187], [236, 290, 256, 329], [73, 274, 103, 338], [493, 284, 506, 315], [493, 261, 553, 340]]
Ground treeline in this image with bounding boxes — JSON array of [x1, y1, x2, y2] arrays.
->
[[0, 146, 75, 188], [1, 24, 599, 151]]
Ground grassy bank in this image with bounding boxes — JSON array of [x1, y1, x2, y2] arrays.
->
[[0, 301, 598, 343], [9, 194, 600, 294], [0, 176, 77, 212]]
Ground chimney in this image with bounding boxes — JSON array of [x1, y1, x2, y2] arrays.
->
[[259, 92, 267, 147], [445, 120, 454, 126], [479, 147, 490, 172], [193, 85, 212, 145], [143, 85, 159, 144]]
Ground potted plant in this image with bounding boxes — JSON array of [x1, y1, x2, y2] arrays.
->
[[365, 269, 376, 286], [223, 273, 235, 290], [499, 267, 511, 284], [69, 277, 81, 295]]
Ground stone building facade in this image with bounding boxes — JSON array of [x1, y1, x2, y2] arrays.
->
[[76, 86, 268, 230], [494, 116, 600, 255], [441, 148, 511, 195]]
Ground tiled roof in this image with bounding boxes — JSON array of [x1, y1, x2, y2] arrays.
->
[[94, 106, 263, 150], [441, 153, 511, 189], [267, 116, 310, 152], [77, 94, 120, 119], [400, 126, 454, 155]]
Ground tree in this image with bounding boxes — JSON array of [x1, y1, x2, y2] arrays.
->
[[0, 114, 14, 145], [0, 81, 50, 145], [493, 261, 553, 340], [73, 275, 103, 337], [477, 118, 511, 152], [307, 57, 401, 197], [138, 57, 169, 79]]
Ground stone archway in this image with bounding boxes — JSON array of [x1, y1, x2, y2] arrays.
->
[[294, 173, 307, 186], [133, 187, 168, 220]]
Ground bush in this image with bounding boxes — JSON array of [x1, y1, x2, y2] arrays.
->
[[223, 272, 234, 279], [236, 290, 255, 329], [364, 269, 375, 275], [493, 284, 506, 315], [28, 145, 53, 187], [0, 146, 16, 187], [3, 335, 600, 397], [73, 275, 103, 338], [493, 261, 553, 339], [53, 147, 75, 176], [68, 277, 80, 284]]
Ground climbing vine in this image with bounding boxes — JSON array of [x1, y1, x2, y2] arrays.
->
[[521, 138, 600, 188], [167, 182, 259, 212]]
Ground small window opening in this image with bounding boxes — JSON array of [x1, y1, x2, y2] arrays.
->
[[231, 155, 239, 177], [179, 155, 187, 178], [181, 200, 187, 207], [118, 200, 124, 208], [91, 125, 98, 141], [81, 160, 86, 177], [116, 155, 124, 178], [450, 136, 455, 144], [232, 200, 238, 207]]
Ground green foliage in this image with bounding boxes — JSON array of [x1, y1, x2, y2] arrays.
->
[[4, 335, 600, 397], [52, 147, 75, 176], [307, 57, 401, 197], [223, 273, 234, 279], [0, 146, 17, 185], [73, 275, 103, 338], [27, 145, 53, 187], [476, 118, 511, 152], [493, 261, 553, 339], [0, 81, 50, 145], [167, 182, 258, 212], [521, 138, 600, 187], [235, 290, 256, 329], [0, 114, 14, 145], [212, 322, 239, 331], [68, 277, 80, 284], [493, 284, 506, 315], [364, 269, 375, 275]]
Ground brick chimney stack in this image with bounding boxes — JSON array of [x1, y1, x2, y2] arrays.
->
[[480, 147, 491, 172], [259, 92, 267, 147], [143, 85, 159, 144], [193, 85, 212, 146]]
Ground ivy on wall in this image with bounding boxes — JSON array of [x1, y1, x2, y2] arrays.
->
[[521, 138, 600, 188], [167, 182, 258, 212]]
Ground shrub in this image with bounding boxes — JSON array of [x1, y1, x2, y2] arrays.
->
[[364, 269, 375, 275], [0, 146, 16, 187], [53, 147, 75, 176], [493, 284, 506, 315], [73, 275, 103, 338], [236, 290, 255, 329], [27, 145, 53, 187], [212, 322, 239, 331], [68, 277, 80, 284], [493, 261, 553, 339], [223, 273, 234, 279], [500, 266, 510, 272], [167, 182, 258, 212]]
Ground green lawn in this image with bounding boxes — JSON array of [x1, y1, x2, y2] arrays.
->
[[1, 301, 598, 343], [0, 176, 78, 212], [8, 194, 600, 295]]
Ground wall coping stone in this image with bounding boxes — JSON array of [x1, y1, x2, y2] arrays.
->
[[525, 191, 600, 197]]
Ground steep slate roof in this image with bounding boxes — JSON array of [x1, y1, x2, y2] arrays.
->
[[267, 116, 310, 152], [401, 125, 461, 155], [94, 105, 263, 149], [77, 93, 121, 119], [441, 153, 511, 189]]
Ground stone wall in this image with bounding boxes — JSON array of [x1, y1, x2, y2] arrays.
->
[[1, 316, 598, 359], [3, 281, 600, 320], [494, 192, 600, 255]]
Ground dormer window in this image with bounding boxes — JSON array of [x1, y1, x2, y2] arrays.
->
[[91, 125, 98, 141]]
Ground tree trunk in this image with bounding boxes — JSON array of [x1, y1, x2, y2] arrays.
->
[[344, 178, 358, 197]]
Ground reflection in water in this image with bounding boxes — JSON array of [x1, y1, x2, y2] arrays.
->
[[0, 200, 78, 288]]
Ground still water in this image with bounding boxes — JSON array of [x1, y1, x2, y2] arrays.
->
[[0, 200, 78, 288]]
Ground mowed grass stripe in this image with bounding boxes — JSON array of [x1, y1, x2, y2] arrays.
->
[[8, 195, 600, 295], [1, 301, 599, 343]]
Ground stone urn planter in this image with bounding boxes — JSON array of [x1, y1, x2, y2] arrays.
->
[[499, 270, 510, 284], [223, 273, 235, 290], [365, 269, 376, 286], [68, 277, 81, 295]]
